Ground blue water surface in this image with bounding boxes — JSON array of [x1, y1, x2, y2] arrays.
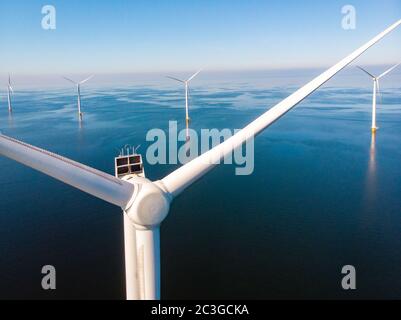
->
[[0, 74, 401, 299]]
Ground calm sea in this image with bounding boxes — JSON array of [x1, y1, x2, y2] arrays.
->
[[0, 70, 401, 299]]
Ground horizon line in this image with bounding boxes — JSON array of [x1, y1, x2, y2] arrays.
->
[[2, 62, 401, 78]]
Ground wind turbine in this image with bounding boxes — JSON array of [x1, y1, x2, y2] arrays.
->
[[167, 70, 201, 140], [1, 20, 400, 300], [357, 63, 400, 133], [7, 75, 14, 113], [63, 75, 94, 121]]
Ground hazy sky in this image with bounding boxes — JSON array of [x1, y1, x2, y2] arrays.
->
[[0, 0, 400, 77]]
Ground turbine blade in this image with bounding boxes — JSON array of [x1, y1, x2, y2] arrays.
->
[[80, 75, 94, 84], [187, 69, 202, 82], [123, 214, 140, 300], [63, 76, 77, 84], [0, 134, 135, 209], [378, 63, 401, 79], [135, 227, 161, 300], [160, 19, 401, 198], [166, 76, 185, 83], [356, 66, 375, 78]]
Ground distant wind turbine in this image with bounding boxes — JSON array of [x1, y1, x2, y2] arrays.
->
[[7, 75, 14, 113], [1, 19, 401, 300], [167, 70, 201, 140], [63, 75, 94, 121], [357, 63, 400, 133]]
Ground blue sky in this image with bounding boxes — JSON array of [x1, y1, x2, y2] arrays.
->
[[0, 0, 400, 77]]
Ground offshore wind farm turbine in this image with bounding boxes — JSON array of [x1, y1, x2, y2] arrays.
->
[[0, 19, 400, 300], [6, 75, 14, 113], [63, 75, 94, 121], [167, 70, 201, 140], [357, 63, 400, 133]]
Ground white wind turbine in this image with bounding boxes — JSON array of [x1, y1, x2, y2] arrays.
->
[[63, 75, 94, 121], [167, 70, 202, 140], [357, 63, 400, 133], [7, 75, 14, 113], [1, 20, 400, 300]]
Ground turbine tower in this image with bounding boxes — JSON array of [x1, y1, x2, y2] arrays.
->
[[1, 20, 400, 300], [167, 70, 201, 140], [7, 75, 14, 113], [63, 75, 94, 121], [357, 63, 400, 133]]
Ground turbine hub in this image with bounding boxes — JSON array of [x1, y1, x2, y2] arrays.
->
[[124, 177, 171, 228]]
